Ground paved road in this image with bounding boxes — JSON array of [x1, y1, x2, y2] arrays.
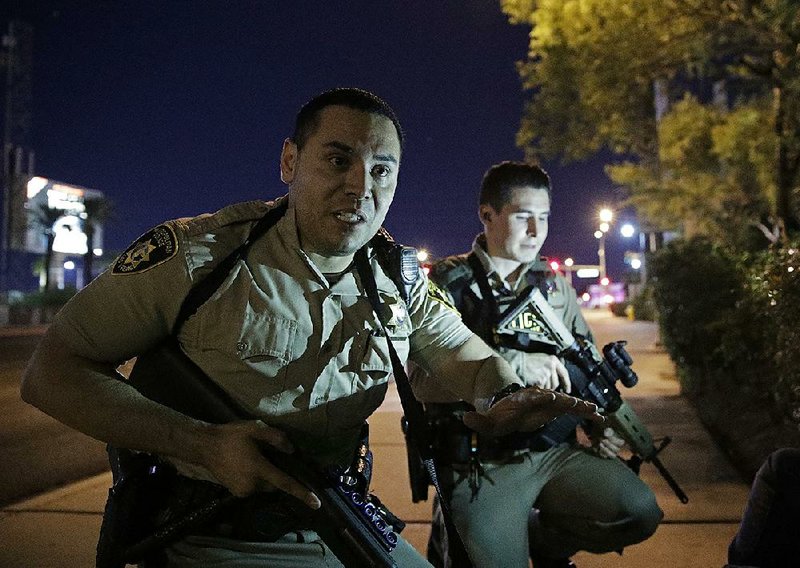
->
[[0, 330, 108, 506]]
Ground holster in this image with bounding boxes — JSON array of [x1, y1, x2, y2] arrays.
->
[[96, 447, 177, 568], [425, 402, 578, 465], [401, 416, 430, 503]]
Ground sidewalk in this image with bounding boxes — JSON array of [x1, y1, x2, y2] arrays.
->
[[0, 324, 49, 337], [0, 311, 750, 567]]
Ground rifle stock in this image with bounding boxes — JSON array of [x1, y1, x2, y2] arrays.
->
[[120, 338, 400, 567]]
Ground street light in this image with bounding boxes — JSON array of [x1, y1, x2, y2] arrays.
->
[[596, 207, 613, 281], [620, 222, 647, 295], [620, 223, 636, 239]]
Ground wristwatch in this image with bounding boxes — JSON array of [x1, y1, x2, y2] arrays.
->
[[488, 382, 524, 408]]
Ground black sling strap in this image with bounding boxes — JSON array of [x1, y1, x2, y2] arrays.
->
[[354, 248, 475, 568], [467, 252, 500, 322]]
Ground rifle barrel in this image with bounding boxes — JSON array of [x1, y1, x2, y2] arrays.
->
[[650, 455, 689, 504]]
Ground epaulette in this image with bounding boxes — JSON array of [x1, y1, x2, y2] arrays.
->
[[178, 198, 284, 237], [429, 254, 472, 287], [530, 255, 551, 274]]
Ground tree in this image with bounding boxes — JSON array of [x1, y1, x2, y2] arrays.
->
[[81, 196, 112, 286], [29, 201, 63, 291], [501, 0, 713, 160], [501, 0, 800, 243], [613, 96, 779, 248]]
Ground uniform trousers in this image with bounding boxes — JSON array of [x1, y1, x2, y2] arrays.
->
[[161, 530, 432, 567], [432, 442, 663, 567]]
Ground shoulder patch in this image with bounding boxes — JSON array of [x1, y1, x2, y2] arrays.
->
[[112, 224, 179, 275], [427, 279, 460, 314]]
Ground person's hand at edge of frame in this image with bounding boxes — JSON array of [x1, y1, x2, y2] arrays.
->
[[462, 387, 605, 437]]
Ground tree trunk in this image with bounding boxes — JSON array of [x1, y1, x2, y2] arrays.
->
[[774, 86, 800, 240], [43, 233, 55, 292], [82, 225, 94, 287]]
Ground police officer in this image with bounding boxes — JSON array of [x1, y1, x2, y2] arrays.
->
[[414, 162, 663, 568], [20, 90, 603, 567]]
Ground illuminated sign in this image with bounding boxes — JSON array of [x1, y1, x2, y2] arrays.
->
[[576, 268, 600, 279], [23, 177, 104, 256]]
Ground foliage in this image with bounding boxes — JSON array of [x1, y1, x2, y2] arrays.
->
[[608, 301, 628, 318], [82, 196, 114, 285], [28, 201, 64, 292], [613, 96, 779, 246], [629, 283, 658, 321], [742, 243, 800, 422], [501, 0, 800, 240], [650, 236, 800, 424], [649, 238, 744, 386], [501, 0, 714, 161]]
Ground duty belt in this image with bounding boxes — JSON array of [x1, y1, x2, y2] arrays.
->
[[427, 403, 563, 464]]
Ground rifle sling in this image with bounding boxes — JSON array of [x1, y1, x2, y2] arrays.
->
[[354, 248, 475, 568]]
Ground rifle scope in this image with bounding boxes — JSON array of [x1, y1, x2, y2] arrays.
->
[[602, 341, 638, 388]]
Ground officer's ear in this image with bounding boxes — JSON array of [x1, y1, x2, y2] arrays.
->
[[280, 138, 298, 184], [478, 204, 494, 226]]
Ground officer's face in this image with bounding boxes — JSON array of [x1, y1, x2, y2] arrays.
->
[[481, 185, 550, 264], [281, 105, 401, 259]]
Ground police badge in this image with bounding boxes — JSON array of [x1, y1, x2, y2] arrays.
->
[[112, 225, 178, 275]]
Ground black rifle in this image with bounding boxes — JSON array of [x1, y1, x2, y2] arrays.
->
[[495, 287, 689, 504], [105, 338, 401, 567]]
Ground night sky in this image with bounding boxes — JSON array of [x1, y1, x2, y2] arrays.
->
[[12, 1, 630, 284]]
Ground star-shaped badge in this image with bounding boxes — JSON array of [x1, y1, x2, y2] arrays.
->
[[122, 239, 157, 270], [112, 224, 178, 275]]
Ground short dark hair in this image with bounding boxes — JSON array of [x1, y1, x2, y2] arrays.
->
[[291, 87, 404, 150], [479, 161, 551, 211]]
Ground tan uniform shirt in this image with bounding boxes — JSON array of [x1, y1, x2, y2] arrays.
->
[[51, 197, 500, 467]]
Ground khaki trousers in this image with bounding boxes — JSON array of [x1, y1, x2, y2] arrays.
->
[[432, 442, 663, 567], [162, 529, 432, 567]]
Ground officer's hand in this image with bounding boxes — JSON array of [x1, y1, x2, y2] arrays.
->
[[523, 353, 571, 393], [591, 427, 626, 459], [202, 420, 321, 509], [462, 387, 605, 437]]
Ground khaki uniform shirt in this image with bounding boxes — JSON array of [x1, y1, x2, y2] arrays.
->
[[51, 197, 501, 467]]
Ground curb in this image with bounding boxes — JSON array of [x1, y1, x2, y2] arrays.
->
[[0, 325, 48, 338]]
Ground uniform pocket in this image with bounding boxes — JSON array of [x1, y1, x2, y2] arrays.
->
[[235, 313, 297, 364], [355, 329, 410, 381], [360, 332, 393, 377]]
